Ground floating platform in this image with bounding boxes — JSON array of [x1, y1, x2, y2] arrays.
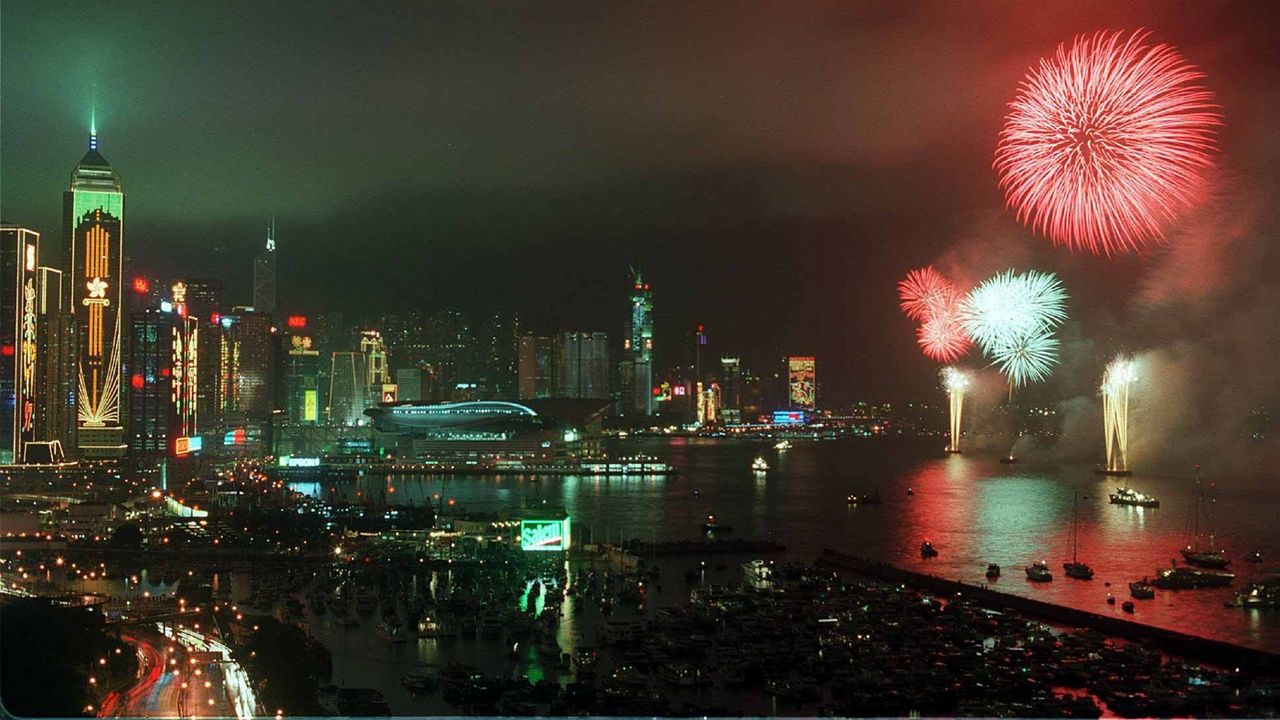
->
[[1094, 468, 1134, 477]]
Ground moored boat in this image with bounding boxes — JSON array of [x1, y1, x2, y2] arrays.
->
[[1025, 561, 1053, 582]]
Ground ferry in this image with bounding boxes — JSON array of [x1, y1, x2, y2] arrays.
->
[[751, 456, 770, 472], [1109, 487, 1160, 508]]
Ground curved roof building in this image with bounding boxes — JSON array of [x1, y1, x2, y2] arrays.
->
[[364, 401, 545, 435]]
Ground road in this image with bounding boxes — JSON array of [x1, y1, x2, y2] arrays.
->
[[97, 625, 248, 718]]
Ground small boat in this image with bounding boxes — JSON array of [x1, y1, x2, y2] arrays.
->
[[920, 541, 938, 558], [1181, 548, 1230, 568], [1129, 579, 1156, 599], [846, 490, 883, 506], [751, 456, 770, 472], [1109, 486, 1159, 508], [1180, 465, 1230, 568], [773, 440, 793, 450], [985, 563, 1001, 579], [1246, 550, 1263, 563], [702, 515, 732, 533], [906, 487, 914, 496], [1025, 561, 1053, 582], [1106, 594, 1116, 605], [399, 673, 437, 692], [1121, 601, 1135, 613], [999, 454, 1017, 464]]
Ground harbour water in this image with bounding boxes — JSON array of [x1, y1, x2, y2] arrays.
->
[[297, 436, 1279, 654]]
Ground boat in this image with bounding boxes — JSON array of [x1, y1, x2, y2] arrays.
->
[[751, 456, 770, 472], [374, 619, 410, 643], [1246, 550, 1263, 563], [1129, 579, 1155, 599], [1152, 565, 1235, 589], [1180, 464, 1230, 568], [1025, 561, 1053, 582], [400, 673, 437, 692], [985, 563, 1001, 579], [1109, 486, 1159, 508], [906, 487, 914, 496], [1122, 601, 1135, 613], [920, 541, 938, 558], [1228, 578, 1280, 609], [1095, 466, 1134, 477], [999, 453, 1017, 464], [1106, 594, 1116, 605], [1063, 493, 1095, 580], [702, 515, 732, 533], [773, 440, 793, 450], [846, 490, 882, 506]]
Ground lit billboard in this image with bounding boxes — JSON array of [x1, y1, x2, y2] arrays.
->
[[303, 389, 318, 422], [787, 356, 816, 409], [520, 517, 571, 552]]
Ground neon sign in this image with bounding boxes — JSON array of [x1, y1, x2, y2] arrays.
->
[[520, 517, 571, 552]]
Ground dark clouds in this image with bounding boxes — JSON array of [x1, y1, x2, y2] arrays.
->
[[1, 0, 1278, 409]]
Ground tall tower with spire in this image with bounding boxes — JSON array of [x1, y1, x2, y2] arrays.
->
[[624, 267, 654, 415], [252, 218, 277, 316], [64, 119, 126, 458]]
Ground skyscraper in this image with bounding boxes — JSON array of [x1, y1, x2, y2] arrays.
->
[[719, 356, 743, 425], [126, 306, 175, 460], [64, 126, 126, 459], [279, 318, 320, 425], [218, 307, 274, 420], [328, 351, 366, 426], [33, 266, 72, 462], [173, 278, 222, 433], [0, 226, 40, 464], [623, 270, 654, 415], [517, 334, 554, 400], [556, 331, 610, 399], [252, 219, 277, 316]]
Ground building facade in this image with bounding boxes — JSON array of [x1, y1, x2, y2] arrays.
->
[[252, 219, 277, 316], [517, 334, 554, 400], [556, 331, 610, 400], [622, 271, 654, 415], [0, 226, 40, 464]]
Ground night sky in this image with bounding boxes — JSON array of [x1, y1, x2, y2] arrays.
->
[[3, 1, 1278, 409]]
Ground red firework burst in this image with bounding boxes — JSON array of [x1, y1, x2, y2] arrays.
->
[[995, 30, 1220, 255], [918, 313, 972, 363], [898, 266, 958, 321]]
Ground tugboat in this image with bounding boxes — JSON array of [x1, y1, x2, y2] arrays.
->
[[846, 490, 883, 506], [1025, 560, 1053, 582], [702, 515, 732, 533], [1129, 579, 1156, 599], [1180, 465, 1230, 568], [1152, 564, 1235, 589], [1109, 486, 1160, 508], [751, 456, 770, 473], [1063, 493, 1095, 580], [986, 563, 1001, 579], [920, 541, 938, 558]]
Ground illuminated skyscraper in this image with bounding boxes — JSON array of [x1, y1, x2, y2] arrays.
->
[[518, 334, 554, 400], [217, 307, 274, 420], [279, 316, 320, 425], [328, 351, 366, 426], [33, 266, 72, 462], [64, 124, 126, 458], [1, 226, 40, 464], [557, 331, 610, 400], [719, 357, 743, 425], [623, 270, 654, 415], [252, 218, 277, 316], [125, 282, 199, 461], [172, 278, 222, 432]]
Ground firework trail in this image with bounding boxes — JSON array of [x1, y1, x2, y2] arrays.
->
[[1101, 355, 1138, 472], [941, 367, 969, 453], [995, 29, 1220, 255]]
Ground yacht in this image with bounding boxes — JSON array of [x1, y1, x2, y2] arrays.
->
[[1129, 579, 1156, 599], [1109, 486, 1160, 508], [751, 456, 770, 472], [1227, 578, 1280, 609], [773, 440, 793, 450], [1152, 565, 1235, 589], [920, 541, 938, 558], [1025, 561, 1053, 582], [1063, 493, 1095, 580], [1180, 464, 1231, 568]]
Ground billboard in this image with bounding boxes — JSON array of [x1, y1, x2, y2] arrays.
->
[[787, 356, 816, 409], [174, 436, 203, 456], [303, 389, 318, 422], [520, 517, 571, 552]]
